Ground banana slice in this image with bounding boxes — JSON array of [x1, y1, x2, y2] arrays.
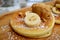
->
[[24, 11, 41, 27], [52, 7, 60, 14], [56, 4, 60, 8]]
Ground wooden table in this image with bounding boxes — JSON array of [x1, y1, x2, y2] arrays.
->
[[0, 7, 60, 40]]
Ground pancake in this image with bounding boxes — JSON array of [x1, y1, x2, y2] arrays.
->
[[45, 0, 60, 24], [10, 3, 55, 38]]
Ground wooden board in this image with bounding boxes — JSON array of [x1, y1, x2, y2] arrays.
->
[[0, 6, 60, 40]]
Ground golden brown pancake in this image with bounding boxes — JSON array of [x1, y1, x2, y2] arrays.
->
[[52, 0, 60, 24], [10, 3, 55, 38]]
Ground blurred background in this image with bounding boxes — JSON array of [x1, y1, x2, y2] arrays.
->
[[0, 0, 51, 14]]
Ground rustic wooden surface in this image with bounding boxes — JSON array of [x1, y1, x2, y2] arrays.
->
[[0, 7, 60, 40]]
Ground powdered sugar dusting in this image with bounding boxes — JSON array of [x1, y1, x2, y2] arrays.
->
[[47, 30, 60, 40], [53, 13, 59, 17], [7, 32, 19, 40], [1, 25, 10, 31]]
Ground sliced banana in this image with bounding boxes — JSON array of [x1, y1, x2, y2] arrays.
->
[[24, 11, 41, 27], [52, 7, 60, 14], [56, 4, 60, 8]]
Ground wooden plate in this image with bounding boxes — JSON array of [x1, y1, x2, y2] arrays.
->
[[0, 5, 60, 40]]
